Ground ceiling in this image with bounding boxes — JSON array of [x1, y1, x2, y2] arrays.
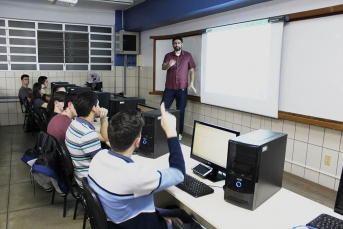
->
[[0, 0, 146, 11]]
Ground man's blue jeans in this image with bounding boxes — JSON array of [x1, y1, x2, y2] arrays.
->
[[161, 88, 187, 134]]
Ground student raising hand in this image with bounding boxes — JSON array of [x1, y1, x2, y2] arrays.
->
[[160, 102, 177, 139]]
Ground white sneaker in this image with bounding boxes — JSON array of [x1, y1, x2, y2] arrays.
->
[[179, 134, 182, 141]]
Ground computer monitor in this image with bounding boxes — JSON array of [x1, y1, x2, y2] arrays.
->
[[109, 97, 145, 119], [96, 92, 111, 111], [51, 82, 68, 89], [190, 120, 240, 182], [137, 103, 156, 113], [87, 82, 103, 92], [67, 87, 91, 94], [53, 84, 76, 91]]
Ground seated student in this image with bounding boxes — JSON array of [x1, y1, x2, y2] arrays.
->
[[18, 74, 33, 103], [47, 93, 77, 141], [38, 76, 50, 102], [88, 103, 197, 229], [65, 91, 108, 188], [32, 82, 48, 118], [47, 85, 66, 117], [47, 91, 66, 123]]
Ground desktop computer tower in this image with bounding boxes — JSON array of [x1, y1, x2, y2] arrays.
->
[[137, 109, 180, 159], [96, 92, 111, 111], [109, 97, 145, 119], [224, 129, 287, 210], [87, 82, 103, 91]]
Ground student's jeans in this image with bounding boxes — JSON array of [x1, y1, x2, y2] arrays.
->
[[161, 88, 187, 134]]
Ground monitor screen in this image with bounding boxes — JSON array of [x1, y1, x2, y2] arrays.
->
[[123, 35, 136, 51], [137, 103, 156, 113], [191, 121, 240, 173], [335, 167, 343, 215]]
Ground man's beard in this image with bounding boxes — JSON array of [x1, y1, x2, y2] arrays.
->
[[174, 46, 181, 51]]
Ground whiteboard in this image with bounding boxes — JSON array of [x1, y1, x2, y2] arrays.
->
[[279, 14, 343, 122], [155, 36, 202, 97]]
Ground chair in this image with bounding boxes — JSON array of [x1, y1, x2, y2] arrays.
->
[[82, 177, 108, 229], [58, 140, 87, 228], [19, 96, 28, 129]]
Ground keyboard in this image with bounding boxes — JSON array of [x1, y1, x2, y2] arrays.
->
[[176, 174, 214, 198], [307, 214, 343, 229]]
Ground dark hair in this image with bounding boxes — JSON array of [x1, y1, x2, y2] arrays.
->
[[172, 36, 183, 43], [38, 76, 48, 85], [63, 94, 77, 110], [108, 110, 145, 152], [47, 85, 65, 114], [32, 83, 43, 101], [53, 91, 66, 103], [21, 74, 29, 80], [74, 91, 98, 117]]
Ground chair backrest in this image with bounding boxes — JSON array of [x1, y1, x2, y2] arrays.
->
[[82, 177, 108, 229]]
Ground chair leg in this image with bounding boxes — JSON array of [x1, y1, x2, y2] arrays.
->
[[82, 211, 87, 229], [51, 189, 55, 205], [73, 198, 80, 220], [63, 195, 67, 217], [33, 177, 36, 197]]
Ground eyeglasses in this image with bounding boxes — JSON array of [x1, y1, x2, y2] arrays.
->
[[41, 87, 47, 90], [173, 42, 182, 45]]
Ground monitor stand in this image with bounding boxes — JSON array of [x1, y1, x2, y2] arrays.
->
[[206, 169, 225, 182]]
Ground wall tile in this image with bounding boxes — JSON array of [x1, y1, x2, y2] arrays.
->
[[14, 77, 22, 91], [306, 144, 322, 170], [261, 117, 271, 130], [293, 141, 307, 165], [304, 169, 319, 183], [241, 126, 250, 135], [232, 124, 241, 133], [116, 77, 123, 88], [285, 139, 294, 161], [6, 78, 15, 90], [9, 113, 17, 125], [17, 113, 25, 125], [323, 128, 341, 151], [320, 148, 339, 176], [340, 135, 343, 152], [6, 90, 16, 96], [308, 126, 324, 147], [319, 173, 335, 189], [225, 109, 234, 123], [336, 152, 343, 178], [251, 114, 261, 129], [295, 123, 309, 142], [210, 118, 218, 125], [115, 66, 124, 77], [225, 121, 233, 129], [192, 102, 199, 114], [0, 103, 8, 114], [204, 116, 211, 123], [284, 161, 291, 173], [335, 179, 340, 191], [5, 72, 14, 78], [283, 120, 296, 139], [0, 114, 9, 125], [7, 102, 17, 113], [211, 106, 218, 119], [271, 119, 283, 133], [0, 90, 6, 96], [291, 164, 304, 178], [218, 108, 226, 121], [217, 120, 225, 127], [241, 113, 251, 127], [0, 72, 5, 78], [233, 111, 242, 125], [204, 105, 211, 117], [72, 77, 81, 86], [198, 114, 205, 122]]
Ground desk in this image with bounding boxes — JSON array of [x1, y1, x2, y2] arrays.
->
[[132, 144, 343, 229]]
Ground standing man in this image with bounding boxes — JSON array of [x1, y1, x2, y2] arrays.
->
[[18, 74, 33, 103], [162, 36, 196, 140]]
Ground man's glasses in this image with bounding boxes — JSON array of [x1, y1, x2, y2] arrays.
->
[[173, 42, 182, 45]]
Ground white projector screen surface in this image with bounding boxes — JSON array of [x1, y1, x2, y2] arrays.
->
[[201, 20, 284, 118]]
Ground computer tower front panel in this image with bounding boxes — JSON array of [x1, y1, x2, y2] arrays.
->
[[138, 115, 155, 158]]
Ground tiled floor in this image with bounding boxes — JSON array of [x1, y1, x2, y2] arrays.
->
[[0, 125, 338, 229]]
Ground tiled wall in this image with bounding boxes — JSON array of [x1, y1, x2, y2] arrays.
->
[[138, 66, 343, 191], [0, 68, 127, 126]]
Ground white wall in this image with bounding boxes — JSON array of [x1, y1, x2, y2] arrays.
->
[[141, 0, 343, 66], [0, 1, 115, 26]]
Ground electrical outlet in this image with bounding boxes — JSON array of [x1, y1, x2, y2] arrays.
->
[[324, 155, 331, 166]]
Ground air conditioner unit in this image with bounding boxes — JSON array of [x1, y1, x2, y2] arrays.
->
[[48, 0, 78, 7]]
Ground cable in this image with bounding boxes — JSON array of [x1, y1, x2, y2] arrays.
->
[[292, 226, 317, 229]]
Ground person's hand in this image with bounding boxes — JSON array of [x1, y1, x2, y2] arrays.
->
[[99, 108, 108, 119], [189, 84, 197, 93], [160, 102, 177, 138], [169, 59, 176, 67]]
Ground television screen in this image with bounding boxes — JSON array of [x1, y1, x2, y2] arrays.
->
[[123, 35, 136, 51]]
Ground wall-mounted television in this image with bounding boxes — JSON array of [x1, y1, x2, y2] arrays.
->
[[115, 30, 140, 55]]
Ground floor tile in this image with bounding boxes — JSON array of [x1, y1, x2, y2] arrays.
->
[[8, 182, 67, 212], [0, 185, 9, 214], [7, 203, 85, 229], [11, 144, 31, 153], [11, 152, 25, 166], [0, 166, 10, 185], [0, 145, 11, 154], [0, 213, 7, 229], [0, 154, 11, 167], [10, 164, 31, 184]]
